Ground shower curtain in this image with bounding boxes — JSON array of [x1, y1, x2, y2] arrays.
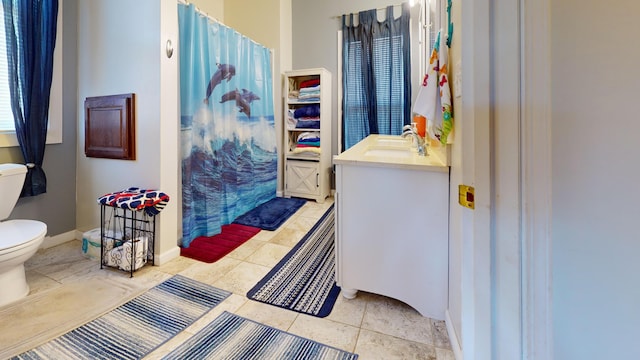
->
[[179, 3, 276, 248]]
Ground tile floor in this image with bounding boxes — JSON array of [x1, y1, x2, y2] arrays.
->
[[2, 198, 454, 360]]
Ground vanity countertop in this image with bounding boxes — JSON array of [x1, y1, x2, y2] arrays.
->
[[332, 135, 448, 172]]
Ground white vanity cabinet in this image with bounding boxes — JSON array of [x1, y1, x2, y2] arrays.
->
[[333, 135, 449, 320]]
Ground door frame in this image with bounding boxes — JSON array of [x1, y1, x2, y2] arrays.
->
[[461, 0, 552, 358]]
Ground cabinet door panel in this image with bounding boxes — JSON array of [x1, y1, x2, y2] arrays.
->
[[286, 161, 320, 196]]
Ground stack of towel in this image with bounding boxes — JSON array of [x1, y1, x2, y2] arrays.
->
[[287, 104, 320, 129], [288, 78, 321, 102], [290, 131, 321, 155]]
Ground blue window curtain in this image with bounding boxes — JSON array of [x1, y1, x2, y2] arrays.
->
[[342, 3, 411, 150], [2, 0, 58, 197]]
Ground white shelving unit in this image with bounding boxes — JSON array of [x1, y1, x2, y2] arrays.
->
[[283, 68, 332, 203]]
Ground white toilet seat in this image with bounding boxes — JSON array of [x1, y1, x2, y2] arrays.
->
[[0, 220, 47, 253]]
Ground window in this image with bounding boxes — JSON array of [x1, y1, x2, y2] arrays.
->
[[0, 5, 14, 132], [341, 5, 412, 151], [0, 2, 63, 147]]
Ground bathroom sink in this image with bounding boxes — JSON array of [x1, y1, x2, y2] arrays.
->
[[364, 146, 414, 158], [374, 136, 411, 147]]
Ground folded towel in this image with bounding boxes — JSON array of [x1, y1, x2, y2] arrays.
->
[[299, 78, 320, 88], [296, 120, 321, 129], [293, 104, 320, 118], [297, 131, 320, 141], [296, 142, 320, 147], [291, 147, 321, 155], [299, 85, 320, 93]]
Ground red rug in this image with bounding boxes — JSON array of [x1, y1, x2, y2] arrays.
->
[[180, 224, 261, 263]]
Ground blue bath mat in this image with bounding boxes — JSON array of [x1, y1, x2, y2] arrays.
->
[[13, 275, 230, 360], [247, 205, 340, 317], [162, 311, 358, 359], [232, 197, 306, 231]]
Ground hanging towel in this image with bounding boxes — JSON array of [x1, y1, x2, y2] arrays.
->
[[413, 30, 454, 145]]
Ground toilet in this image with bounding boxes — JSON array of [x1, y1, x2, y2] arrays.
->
[[0, 163, 47, 307]]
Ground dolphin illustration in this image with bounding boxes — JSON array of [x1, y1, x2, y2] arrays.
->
[[220, 89, 239, 103], [236, 96, 251, 118], [203, 63, 236, 104], [240, 89, 260, 103], [220, 89, 260, 104]]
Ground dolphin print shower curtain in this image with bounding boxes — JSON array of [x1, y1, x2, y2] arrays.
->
[[179, 3, 276, 248]]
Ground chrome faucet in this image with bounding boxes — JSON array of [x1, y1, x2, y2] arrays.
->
[[401, 124, 428, 156]]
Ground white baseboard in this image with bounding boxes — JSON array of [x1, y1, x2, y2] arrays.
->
[[154, 246, 181, 265], [41, 230, 77, 249], [276, 190, 284, 197], [446, 309, 463, 360]]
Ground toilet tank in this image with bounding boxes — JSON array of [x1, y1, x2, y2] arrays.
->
[[0, 163, 27, 221]]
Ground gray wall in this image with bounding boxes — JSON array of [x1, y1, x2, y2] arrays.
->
[[551, 0, 640, 358], [1, 0, 77, 237]]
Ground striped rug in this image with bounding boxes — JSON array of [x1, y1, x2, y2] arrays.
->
[[13, 275, 230, 360], [163, 311, 358, 359], [247, 204, 340, 317]]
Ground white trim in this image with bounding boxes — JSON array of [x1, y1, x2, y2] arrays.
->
[[154, 246, 181, 266], [336, 30, 343, 154], [446, 309, 463, 360], [460, 0, 492, 358], [492, 0, 523, 357], [41, 229, 76, 249], [520, 0, 552, 358]]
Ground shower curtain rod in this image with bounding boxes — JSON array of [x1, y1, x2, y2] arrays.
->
[[332, 3, 406, 19], [176, 0, 271, 50]]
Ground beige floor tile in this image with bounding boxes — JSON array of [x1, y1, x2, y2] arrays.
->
[[24, 270, 61, 295], [244, 242, 291, 267], [226, 237, 267, 260], [25, 240, 84, 270], [436, 347, 456, 360], [212, 261, 270, 295], [177, 256, 242, 285], [287, 214, 321, 233], [287, 314, 360, 353], [361, 293, 434, 346], [250, 229, 277, 242], [431, 318, 452, 350], [150, 254, 200, 274], [235, 299, 299, 331], [268, 227, 307, 247], [297, 205, 331, 219], [354, 329, 437, 360], [325, 290, 367, 327]]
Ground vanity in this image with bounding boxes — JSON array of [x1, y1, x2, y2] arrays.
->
[[333, 135, 449, 320]]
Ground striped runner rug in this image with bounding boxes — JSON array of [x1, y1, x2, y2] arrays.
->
[[13, 275, 230, 360], [162, 311, 358, 359], [247, 204, 340, 317]]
